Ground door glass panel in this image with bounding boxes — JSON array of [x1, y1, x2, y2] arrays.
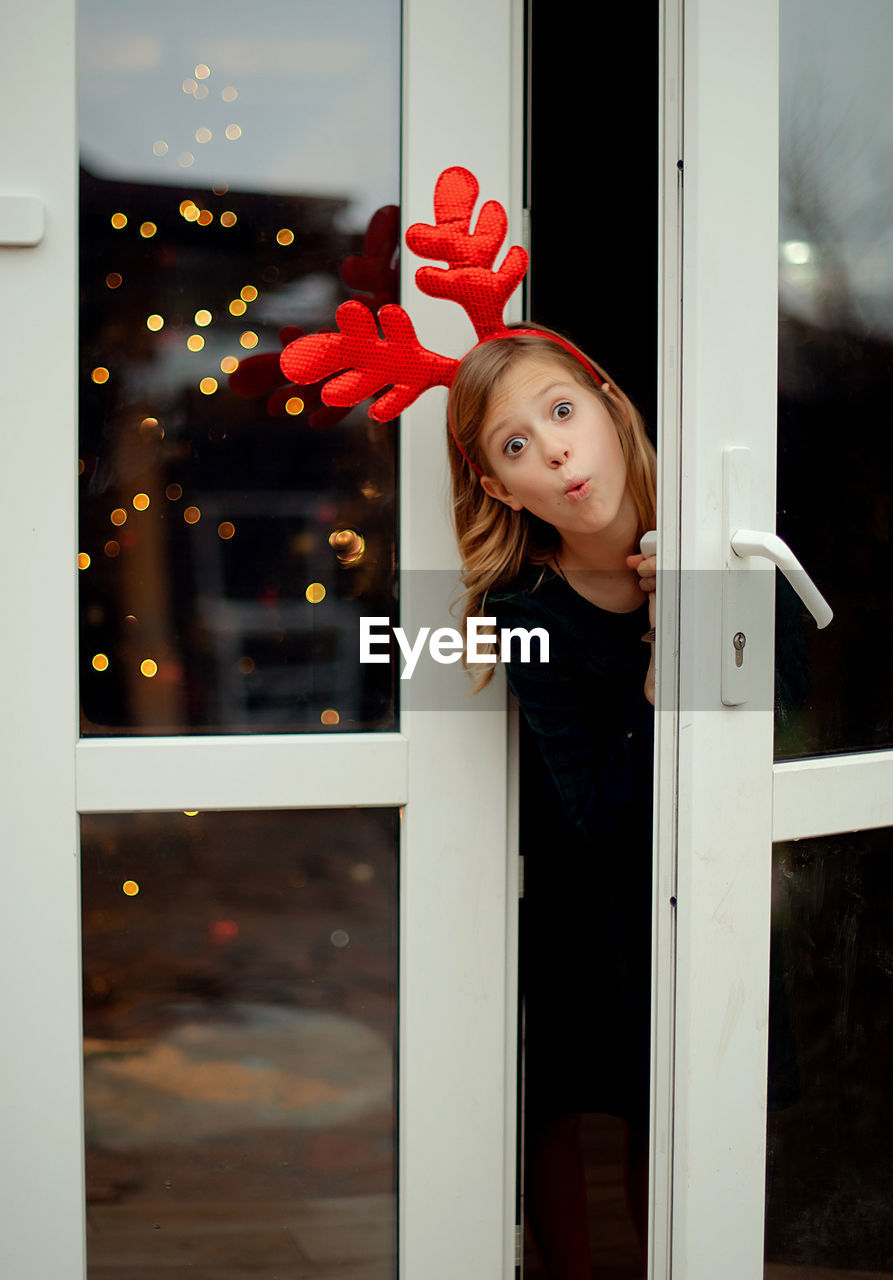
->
[[776, 0, 893, 760], [78, 1, 400, 735], [82, 808, 398, 1280], [764, 827, 893, 1277]]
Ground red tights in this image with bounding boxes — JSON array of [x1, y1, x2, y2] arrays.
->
[[524, 1113, 648, 1279]]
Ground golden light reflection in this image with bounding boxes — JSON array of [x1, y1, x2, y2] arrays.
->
[[239, 331, 258, 349], [221, 86, 238, 102], [220, 355, 239, 374], [110, 508, 127, 526], [305, 582, 326, 604], [178, 152, 195, 168], [92, 653, 109, 672], [240, 285, 258, 302], [183, 810, 199, 817], [92, 367, 110, 384], [186, 334, 205, 352], [153, 140, 168, 157], [351, 862, 375, 882], [133, 493, 150, 511], [195, 127, 212, 144], [139, 416, 163, 438], [220, 210, 237, 228], [106, 272, 122, 289], [195, 309, 212, 326], [146, 314, 164, 331], [225, 124, 242, 140], [140, 221, 157, 239], [183, 78, 198, 94], [237, 656, 254, 674], [217, 521, 235, 540], [285, 397, 304, 416], [320, 708, 340, 725], [329, 528, 366, 565], [194, 84, 209, 100], [122, 880, 139, 896], [197, 209, 213, 226], [184, 506, 201, 524], [104, 540, 120, 558], [78, 459, 85, 475], [165, 483, 183, 501], [228, 298, 247, 316], [179, 199, 196, 217], [110, 212, 127, 229], [212, 182, 229, 195], [199, 377, 218, 395], [276, 228, 294, 246], [195, 63, 211, 79], [78, 552, 91, 570], [140, 659, 158, 678]]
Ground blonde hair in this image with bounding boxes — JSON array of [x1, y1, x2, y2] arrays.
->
[[447, 328, 657, 689]]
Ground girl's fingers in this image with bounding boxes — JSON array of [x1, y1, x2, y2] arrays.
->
[[626, 552, 657, 593]]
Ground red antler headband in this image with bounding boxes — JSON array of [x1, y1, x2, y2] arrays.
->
[[279, 166, 602, 476]]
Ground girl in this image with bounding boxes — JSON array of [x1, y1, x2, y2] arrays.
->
[[447, 327, 657, 1280]]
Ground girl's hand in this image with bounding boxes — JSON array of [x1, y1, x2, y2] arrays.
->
[[625, 551, 656, 596], [627, 552, 656, 705]]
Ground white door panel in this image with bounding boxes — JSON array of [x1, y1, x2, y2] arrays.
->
[[0, 3, 522, 1278], [662, 1, 893, 1276]]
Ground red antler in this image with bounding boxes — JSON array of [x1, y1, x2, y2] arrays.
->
[[340, 204, 399, 312], [405, 166, 528, 339], [280, 300, 457, 422]]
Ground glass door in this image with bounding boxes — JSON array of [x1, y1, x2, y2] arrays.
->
[[767, 2, 893, 1273], [0, 2, 524, 1277], [656, 0, 893, 1276]]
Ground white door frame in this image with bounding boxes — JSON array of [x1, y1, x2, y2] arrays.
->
[[657, 2, 893, 1277], [0, 3, 524, 1276]]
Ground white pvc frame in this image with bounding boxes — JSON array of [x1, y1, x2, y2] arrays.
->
[[0, 3, 523, 1277], [662, 3, 893, 1278]]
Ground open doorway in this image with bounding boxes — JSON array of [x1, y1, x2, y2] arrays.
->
[[522, 3, 659, 1275]]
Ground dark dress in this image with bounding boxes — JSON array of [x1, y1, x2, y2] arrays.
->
[[489, 564, 654, 1129]]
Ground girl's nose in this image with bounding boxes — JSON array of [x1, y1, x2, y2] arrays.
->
[[543, 433, 570, 466]]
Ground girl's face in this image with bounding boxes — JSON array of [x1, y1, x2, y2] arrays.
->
[[477, 354, 633, 541]]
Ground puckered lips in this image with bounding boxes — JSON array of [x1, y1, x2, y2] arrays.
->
[[563, 476, 591, 501]]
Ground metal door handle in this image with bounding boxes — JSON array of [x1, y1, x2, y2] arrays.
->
[[730, 529, 833, 629], [722, 447, 833, 705]]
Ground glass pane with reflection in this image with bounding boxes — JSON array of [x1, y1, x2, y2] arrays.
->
[[82, 808, 398, 1280], [764, 828, 893, 1277], [775, 0, 893, 760], [78, 0, 400, 734]]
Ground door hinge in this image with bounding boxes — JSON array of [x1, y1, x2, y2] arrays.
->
[[518, 854, 525, 898], [515, 1223, 523, 1267], [0, 195, 44, 247]]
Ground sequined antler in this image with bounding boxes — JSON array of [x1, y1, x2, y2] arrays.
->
[[280, 300, 457, 423], [405, 166, 528, 339], [278, 166, 529, 422]]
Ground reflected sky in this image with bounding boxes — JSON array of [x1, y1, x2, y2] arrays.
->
[[781, 0, 893, 335], [78, 0, 400, 230]]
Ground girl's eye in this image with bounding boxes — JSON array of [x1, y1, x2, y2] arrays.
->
[[552, 400, 573, 421], [503, 435, 527, 457]]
